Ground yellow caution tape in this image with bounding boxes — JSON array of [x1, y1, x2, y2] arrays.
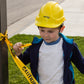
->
[[0, 31, 38, 84]]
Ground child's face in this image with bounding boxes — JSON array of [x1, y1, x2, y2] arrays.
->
[[39, 27, 60, 43]]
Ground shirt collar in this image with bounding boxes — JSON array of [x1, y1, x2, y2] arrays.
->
[[44, 37, 61, 45]]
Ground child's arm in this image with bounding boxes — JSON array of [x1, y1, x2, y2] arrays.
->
[[71, 43, 84, 74], [13, 42, 31, 65]]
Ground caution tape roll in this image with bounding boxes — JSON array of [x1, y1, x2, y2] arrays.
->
[[0, 31, 38, 84]]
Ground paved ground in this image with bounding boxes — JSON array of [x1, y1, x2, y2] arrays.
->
[[8, 0, 84, 38], [7, 0, 50, 26], [61, 0, 84, 36]]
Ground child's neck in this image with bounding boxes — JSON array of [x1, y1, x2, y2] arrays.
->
[[44, 37, 61, 45]]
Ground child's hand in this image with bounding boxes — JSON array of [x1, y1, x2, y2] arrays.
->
[[13, 42, 24, 56]]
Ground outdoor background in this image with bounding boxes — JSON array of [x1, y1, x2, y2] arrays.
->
[[7, 0, 84, 84], [7, 0, 84, 38]]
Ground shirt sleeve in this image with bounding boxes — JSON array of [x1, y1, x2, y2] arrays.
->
[[71, 43, 84, 74], [18, 46, 31, 65]]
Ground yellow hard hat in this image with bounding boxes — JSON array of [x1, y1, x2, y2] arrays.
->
[[35, 1, 66, 28]]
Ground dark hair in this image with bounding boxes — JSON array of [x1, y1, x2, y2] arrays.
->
[[57, 23, 64, 32], [58, 23, 64, 29]]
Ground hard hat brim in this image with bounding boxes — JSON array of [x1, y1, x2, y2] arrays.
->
[[35, 17, 66, 28]]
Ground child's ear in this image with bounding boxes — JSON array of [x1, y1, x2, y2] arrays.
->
[[60, 25, 65, 33]]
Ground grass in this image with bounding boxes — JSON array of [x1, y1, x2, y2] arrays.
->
[[8, 34, 84, 84]]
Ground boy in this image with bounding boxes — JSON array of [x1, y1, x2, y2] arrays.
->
[[13, 1, 84, 84]]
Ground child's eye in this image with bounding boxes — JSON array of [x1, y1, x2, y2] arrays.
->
[[41, 30, 45, 32], [48, 31, 54, 33]]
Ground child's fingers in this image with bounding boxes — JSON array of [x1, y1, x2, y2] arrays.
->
[[15, 42, 22, 47], [18, 47, 24, 51], [13, 42, 24, 56], [13, 42, 23, 52]]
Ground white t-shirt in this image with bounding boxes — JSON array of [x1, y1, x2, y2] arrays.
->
[[38, 38, 64, 84]]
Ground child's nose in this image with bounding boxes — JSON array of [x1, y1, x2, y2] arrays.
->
[[44, 32, 49, 37]]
